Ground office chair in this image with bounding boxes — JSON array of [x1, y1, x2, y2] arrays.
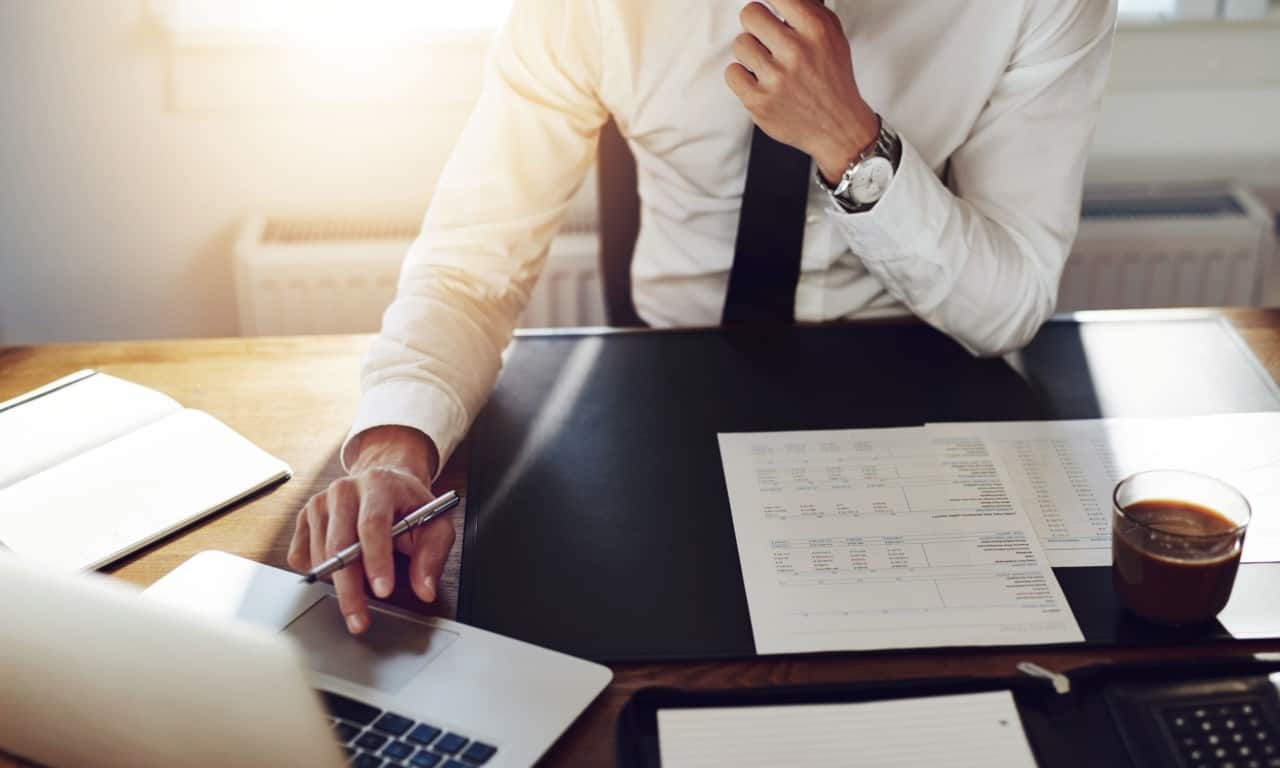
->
[[596, 119, 646, 327]]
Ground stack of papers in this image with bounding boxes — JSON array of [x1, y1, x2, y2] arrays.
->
[[718, 413, 1280, 655], [931, 414, 1280, 567]]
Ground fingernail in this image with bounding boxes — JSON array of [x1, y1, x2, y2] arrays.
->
[[373, 577, 391, 598], [423, 575, 436, 602], [346, 613, 365, 634]]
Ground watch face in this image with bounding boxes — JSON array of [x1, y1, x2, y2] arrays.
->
[[850, 156, 894, 204]]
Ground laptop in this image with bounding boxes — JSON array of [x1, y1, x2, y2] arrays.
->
[[0, 551, 611, 768]]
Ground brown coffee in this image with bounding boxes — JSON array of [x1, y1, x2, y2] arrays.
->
[[1112, 499, 1243, 626]]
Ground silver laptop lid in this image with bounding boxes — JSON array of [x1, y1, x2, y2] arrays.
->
[[0, 554, 344, 768]]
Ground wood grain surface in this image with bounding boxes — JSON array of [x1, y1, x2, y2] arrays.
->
[[2, 308, 1279, 767]]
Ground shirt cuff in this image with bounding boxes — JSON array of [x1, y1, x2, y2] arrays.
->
[[824, 136, 954, 311], [826, 135, 952, 253], [340, 379, 471, 483]]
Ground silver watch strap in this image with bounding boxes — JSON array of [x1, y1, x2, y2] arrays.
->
[[816, 118, 901, 213]]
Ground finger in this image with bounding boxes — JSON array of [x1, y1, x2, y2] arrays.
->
[[394, 524, 418, 557], [392, 485, 437, 558], [307, 500, 328, 572], [287, 502, 311, 571], [357, 487, 396, 599], [325, 481, 369, 634], [740, 1, 797, 55], [725, 62, 763, 105], [731, 33, 776, 82], [764, 0, 825, 35], [408, 516, 456, 604], [331, 562, 370, 635]]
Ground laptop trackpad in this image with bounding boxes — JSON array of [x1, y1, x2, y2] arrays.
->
[[284, 596, 459, 693]]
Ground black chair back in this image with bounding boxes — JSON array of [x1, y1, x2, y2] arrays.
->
[[596, 119, 645, 327]]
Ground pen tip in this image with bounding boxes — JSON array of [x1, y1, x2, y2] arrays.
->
[[299, 574, 316, 584]]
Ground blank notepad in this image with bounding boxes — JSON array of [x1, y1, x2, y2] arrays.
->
[[657, 690, 1037, 768], [0, 371, 290, 571]]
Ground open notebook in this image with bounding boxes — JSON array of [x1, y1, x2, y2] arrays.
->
[[0, 370, 291, 570]]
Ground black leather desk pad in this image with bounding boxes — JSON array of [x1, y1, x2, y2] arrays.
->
[[459, 317, 1280, 662]]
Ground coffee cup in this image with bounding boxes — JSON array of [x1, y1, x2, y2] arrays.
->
[[1111, 470, 1250, 626]]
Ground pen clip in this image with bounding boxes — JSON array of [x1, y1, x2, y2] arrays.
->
[[1017, 661, 1071, 694], [407, 492, 459, 528]]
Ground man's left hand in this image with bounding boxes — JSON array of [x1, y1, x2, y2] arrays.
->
[[726, 0, 880, 185]]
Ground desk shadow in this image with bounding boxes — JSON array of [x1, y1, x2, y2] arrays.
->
[[1054, 566, 1234, 645], [1008, 321, 1103, 420]]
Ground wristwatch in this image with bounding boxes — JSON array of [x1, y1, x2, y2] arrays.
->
[[815, 117, 902, 213]]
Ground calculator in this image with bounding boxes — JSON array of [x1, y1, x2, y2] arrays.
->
[[1108, 676, 1280, 768]]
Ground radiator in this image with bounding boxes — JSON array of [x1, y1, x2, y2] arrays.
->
[[233, 211, 605, 336], [1059, 183, 1278, 311], [235, 185, 1277, 336]]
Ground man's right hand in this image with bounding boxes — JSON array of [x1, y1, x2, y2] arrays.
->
[[287, 425, 452, 635]]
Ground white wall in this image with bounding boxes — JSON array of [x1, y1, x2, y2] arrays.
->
[[1088, 19, 1280, 184], [1, 2, 1278, 344], [0, 2, 472, 344]]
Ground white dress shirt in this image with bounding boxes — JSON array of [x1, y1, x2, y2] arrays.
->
[[345, 0, 1118, 474]]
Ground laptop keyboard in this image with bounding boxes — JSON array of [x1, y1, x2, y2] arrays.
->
[[320, 689, 499, 768]]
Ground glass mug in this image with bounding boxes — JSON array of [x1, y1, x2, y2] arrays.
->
[[1111, 470, 1251, 626]]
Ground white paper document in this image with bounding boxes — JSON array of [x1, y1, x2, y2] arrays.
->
[[718, 428, 1082, 655], [657, 690, 1037, 768], [930, 413, 1280, 567]]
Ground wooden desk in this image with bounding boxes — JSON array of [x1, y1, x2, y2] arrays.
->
[[3, 308, 1280, 767]]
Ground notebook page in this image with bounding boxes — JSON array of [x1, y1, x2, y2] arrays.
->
[[657, 690, 1037, 768], [0, 372, 181, 490], [0, 409, 290, 570]]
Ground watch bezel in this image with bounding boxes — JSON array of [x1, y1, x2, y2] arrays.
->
[[848, 155, 895, 204]]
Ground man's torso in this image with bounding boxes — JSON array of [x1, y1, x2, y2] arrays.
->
[[594, 0, 1034, 326]]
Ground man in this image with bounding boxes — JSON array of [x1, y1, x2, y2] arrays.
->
[[288, 0, 1118, 634]]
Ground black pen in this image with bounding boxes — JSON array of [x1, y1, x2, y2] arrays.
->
[[298, 490, 461, 584]]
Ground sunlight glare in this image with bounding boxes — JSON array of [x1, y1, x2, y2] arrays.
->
[[158, 0, 514, 47]]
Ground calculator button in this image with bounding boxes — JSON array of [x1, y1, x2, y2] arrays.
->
[[1161, 697, 1280, 768]]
